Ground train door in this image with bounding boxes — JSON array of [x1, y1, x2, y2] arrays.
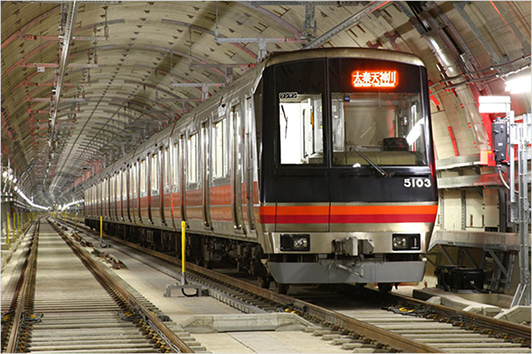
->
[[121, 169, 127, 221], [185, 130, 202, 228], [96, 182, 101, 219], [170, 139, 181, 228], [243, 96, 257, 235], [139, 158, 147, 224], [231, 103, 245, 233], [201, 120, 212, 229], [179, 134, 186, 222], [110, 173, 117, 221], [115, 173, 120, 220], [126, 165, 132, 222], [128, 164, 135, 223], [149, 151, 161, 225], [209, 111, 230, 232], [163, 144, 173, 228], [115, 172, 121, 221], [103, 177, 109, 220], [266, 59, 329, 232]]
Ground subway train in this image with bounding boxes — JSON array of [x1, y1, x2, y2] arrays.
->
[[84, 48, 438, 293]]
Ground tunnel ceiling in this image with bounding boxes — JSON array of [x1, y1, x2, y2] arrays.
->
[[1, 1, 531, 207]]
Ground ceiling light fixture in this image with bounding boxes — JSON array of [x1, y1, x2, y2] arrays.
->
[[504, 73, 532, 94]]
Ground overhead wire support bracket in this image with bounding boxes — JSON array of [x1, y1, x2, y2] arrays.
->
[[169, 82, 225, 102], [49, 0, 79, 150], [302, 1, 389, 49]]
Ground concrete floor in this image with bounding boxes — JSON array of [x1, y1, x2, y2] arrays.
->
[[91, 242, 350, 353]]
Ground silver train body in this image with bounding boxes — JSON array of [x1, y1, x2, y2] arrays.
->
[[84, 48, 438, 289]]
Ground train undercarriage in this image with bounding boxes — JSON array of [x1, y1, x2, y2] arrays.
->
[[86, 219, 419, 294], [86, 219, 274, 290]]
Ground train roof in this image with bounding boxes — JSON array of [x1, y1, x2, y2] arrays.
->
[[265, 47, 426, 68]]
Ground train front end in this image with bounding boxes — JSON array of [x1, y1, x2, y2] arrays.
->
[[258, 49, 438, 288]]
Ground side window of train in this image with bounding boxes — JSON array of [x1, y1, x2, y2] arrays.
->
[[117, 172, 121, 201], [164, 146, 170, 193], [104, 179, 108, 203], [187, 132, 198, 184], [151, 153, 159, 195], [212, 116, 227, 179], [140, 159, 147, 197], [114, 174, 118, 202], [122, 169, 127, 200], [129, 164, 136, 198], [111, 174, 115, 203], [172, 141, 179, 191]]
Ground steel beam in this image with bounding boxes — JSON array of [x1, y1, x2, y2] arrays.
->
[[214, 37, 304, 43], [21, 62, 100, 68], [303, 1, 389, 49], [18, 34, 108, 41], [49, 1, 79, 151]]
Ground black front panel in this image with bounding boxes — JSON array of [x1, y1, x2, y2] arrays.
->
[[333, 172, 436, 203], [260, 56, 437, 204], [261, 59, 329, 203]]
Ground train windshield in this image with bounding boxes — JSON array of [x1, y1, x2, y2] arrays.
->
[[329, 57, 428, 167], [331, 91, 426, 166]]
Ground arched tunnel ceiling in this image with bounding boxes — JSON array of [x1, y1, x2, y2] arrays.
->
[[1, 1, 531, 206]]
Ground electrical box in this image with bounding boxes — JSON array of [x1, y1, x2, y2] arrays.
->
[[435, 265, 485, 292], [492, 121, 508, 163]]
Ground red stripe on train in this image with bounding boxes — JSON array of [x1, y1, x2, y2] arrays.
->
[[331, 214, 437, 223]]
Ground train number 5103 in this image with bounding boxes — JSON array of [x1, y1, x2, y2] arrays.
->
[[403, 178, 431, 188]]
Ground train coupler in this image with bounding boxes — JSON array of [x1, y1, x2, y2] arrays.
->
[[333, 237, 374, 256]]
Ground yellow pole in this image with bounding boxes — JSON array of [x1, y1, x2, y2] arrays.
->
[[100, 216, 103, 242], [181, 221, 186, 275], [6, 213, 10, 245]]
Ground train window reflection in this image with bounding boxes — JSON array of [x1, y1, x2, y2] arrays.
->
[[279, 93, 323, 165], [188, 133, 198, 183], [212, 118, 227, 178], [140, 159, 146, 196], [151, 154, 159, 194], [122, 170, 127, 199], [331, 92, 426, 166], [131, 164, 137, 198], [163, 147, 170, 189], [172, 143, 179, 188]]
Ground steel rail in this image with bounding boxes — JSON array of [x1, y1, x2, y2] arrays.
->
[[64, 220, 439, 353], [49, 220, 194, 353], [3, 220, 40, 353], [391, 292, 531, 345], [62, 217, 531, 351], [181, 263, 441, 353]]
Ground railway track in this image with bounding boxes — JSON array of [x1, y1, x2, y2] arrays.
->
[[60, 218, 531, 353], [1, 218, 195, 353]]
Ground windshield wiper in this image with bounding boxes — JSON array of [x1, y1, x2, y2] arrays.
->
[[352, 146, 387, 177]]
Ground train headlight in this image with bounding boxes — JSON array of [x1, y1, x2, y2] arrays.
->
[[392, 234, 421, 251], [393, 235, 408, 249], [280, 234, 310, 251], [293, 236, 309, 250]]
